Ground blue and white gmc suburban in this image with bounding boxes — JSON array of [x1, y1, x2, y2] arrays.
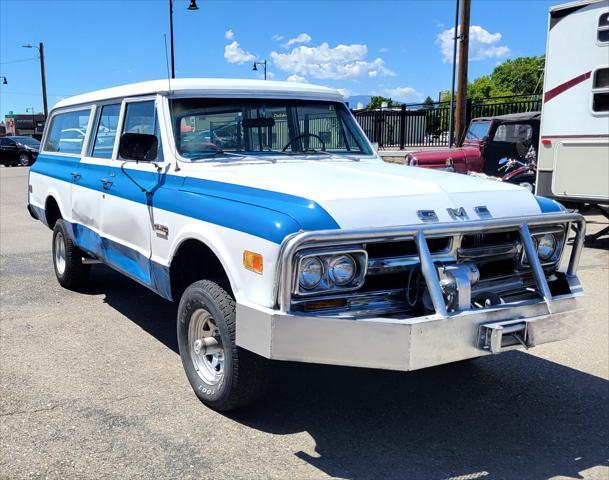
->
[[28, 79, 586, 411]]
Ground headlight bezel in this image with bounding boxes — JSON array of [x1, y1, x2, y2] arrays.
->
[[521, 225, 566, 267], [294, 248, 368, 297]]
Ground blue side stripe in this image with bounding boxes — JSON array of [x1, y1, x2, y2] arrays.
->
[[62, 220, 172, 300], [30, 153, 339, 244], [535, 195, 565, 213]]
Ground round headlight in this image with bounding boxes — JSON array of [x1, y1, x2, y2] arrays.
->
[[537, 233, 557, 261], [299, 257, 323, 289], [328, 254, 356, 286]]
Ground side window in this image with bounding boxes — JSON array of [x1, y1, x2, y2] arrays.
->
[[493, 123, 532, 143], [92, 104, 121, 159], [592, 67, 609, 113], [121, 100, 162, 160], [44, 108, 91, 154], [598, 12, 609, 43], [123, 101, 155, 134]]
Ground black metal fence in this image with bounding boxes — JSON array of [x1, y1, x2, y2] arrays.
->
[[352, 94, 542, 149]]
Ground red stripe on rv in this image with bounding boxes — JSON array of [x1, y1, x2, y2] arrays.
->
[[544, 71, 591, 103]]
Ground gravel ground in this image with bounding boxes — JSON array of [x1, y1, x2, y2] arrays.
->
[[1, 166, 607, 480]]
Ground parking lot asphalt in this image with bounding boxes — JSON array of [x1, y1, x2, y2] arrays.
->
[[1, 165, 608, 480]]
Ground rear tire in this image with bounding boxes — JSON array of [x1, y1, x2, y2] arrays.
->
[[177, 280, 269, 411], [52, 219, 90, 289]]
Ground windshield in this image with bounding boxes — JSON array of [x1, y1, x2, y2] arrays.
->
[[170, 98, 372, 160], [465, 121, 491, 141], [12, 136, 40, 146]]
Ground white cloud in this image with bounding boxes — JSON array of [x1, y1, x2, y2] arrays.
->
[[224, 41, 256, 64], [336, 88, 351, 98], [286, 74, 308, 83], [379, 47, 389, 53], [224, 29, 234, 40], [385, 86, 424, 103], [283, 33, 312, 48], [271, 42, 394, 80], [272, 34, 284, 41], [436, 25, 509, 63]]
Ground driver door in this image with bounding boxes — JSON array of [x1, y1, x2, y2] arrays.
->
[[99, 97, 161, 287]]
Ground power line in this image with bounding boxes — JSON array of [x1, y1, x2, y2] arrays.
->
[[0, 57, 38, 65]]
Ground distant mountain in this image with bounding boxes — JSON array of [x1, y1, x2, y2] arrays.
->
[[345, 95, 372, 109]]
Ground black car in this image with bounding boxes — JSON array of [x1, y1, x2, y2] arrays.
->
[[0, 136, 40, 167]]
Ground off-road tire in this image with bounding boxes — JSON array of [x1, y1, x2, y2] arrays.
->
[[52, 219, 90, 289], [177, 280, 269, 411]]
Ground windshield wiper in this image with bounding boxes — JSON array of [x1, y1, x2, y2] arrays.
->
[[189, 150, 248, 161]]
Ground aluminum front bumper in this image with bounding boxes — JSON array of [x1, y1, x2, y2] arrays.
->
[[236, 294, 580, 371]]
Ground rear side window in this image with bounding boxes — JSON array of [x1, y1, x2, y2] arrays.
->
[[44, 108, 91, 154], [493, 123, 532, 143], [92, 104, 121, 159], [592, 67, 609, 113]]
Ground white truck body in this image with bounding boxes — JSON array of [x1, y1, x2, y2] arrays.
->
[[28, 79, 585, 409]]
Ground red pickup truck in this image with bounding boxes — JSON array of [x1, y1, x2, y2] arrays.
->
[[405, 112, 540, 176]]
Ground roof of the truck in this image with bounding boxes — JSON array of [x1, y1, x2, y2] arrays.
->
[[53, 78, 345, 110], [550, 0, 605, 13], [473, 112, 541, 122]]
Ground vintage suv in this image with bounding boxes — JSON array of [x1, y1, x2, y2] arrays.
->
[[28, 79, 585, 411]]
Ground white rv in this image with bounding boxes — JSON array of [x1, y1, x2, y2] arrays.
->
[[537, 0, 609, 205]]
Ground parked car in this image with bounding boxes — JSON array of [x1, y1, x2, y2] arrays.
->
[[0, 135, 40, 166], [406, 112, 541, 177], [28, 79, 585, 411]]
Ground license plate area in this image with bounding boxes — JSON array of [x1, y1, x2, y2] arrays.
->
[[478, 320, 529, 353]]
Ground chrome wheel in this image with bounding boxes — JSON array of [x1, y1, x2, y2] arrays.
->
[[54, 232, 66, 276], [188, 308, 225, 385], [19, 153, 29, 167]]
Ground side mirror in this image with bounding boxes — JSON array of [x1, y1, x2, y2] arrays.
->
[[119, 133, 158, 162]]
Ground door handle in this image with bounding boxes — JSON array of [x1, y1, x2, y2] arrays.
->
[[70, 172, 81, 181], [100, 178, 113, 189]]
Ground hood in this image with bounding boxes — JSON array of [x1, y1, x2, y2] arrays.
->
[[180, 158, 543, 231]]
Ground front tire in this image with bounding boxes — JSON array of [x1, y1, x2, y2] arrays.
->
[[52, 219, 90, 289], [177, 280, 269, 411]]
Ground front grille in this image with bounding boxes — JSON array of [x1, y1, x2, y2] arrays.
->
[[291, 227, 563, 317]]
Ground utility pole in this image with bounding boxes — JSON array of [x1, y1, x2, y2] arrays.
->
[[448, 0, 460, 147], [454, 0, 471, 146], [39, 42, 48, 119], [21, 43, 48, 118]]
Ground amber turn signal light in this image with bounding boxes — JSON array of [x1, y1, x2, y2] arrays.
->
[[243, 250, 263, 274]]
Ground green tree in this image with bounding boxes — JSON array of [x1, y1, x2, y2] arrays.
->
[[366, 96, 399, 110], [439, 56, 545, 102]]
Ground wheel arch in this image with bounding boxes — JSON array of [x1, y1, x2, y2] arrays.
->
[[44, 193, 64, 229], [168, 236, 237, 301]]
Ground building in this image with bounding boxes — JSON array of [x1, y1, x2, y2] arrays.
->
[[3, 112, 46, 139]]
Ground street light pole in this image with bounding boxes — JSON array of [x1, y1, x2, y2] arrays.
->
[[168, 0, 199, 79], [21, 43, 48, 119], [252, 60, 267, 80], [169, 0, 175, 79]]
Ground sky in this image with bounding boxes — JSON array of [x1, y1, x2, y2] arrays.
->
[[0, 0, 558, 119]]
